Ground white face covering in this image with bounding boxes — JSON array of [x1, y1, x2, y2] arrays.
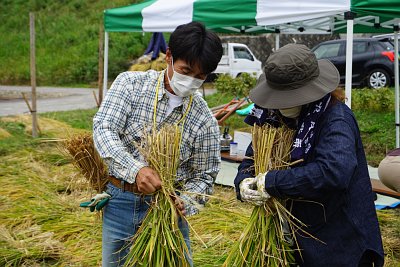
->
[[167, 57, 205, 97], [279, 106, 302, 119]]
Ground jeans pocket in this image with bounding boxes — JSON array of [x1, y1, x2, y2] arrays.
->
[[105, 182, 120, 199]]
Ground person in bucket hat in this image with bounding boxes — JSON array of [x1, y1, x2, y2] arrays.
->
[[234, 43, 384, 266]]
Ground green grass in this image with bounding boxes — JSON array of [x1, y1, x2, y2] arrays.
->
[[0, 120, 38, 156], [0, 0, 152, 86], [41, 108, 98, 131], [354, 110, 396, 166]]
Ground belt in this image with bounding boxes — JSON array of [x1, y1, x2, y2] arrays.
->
[[108, 176, 140, 194]]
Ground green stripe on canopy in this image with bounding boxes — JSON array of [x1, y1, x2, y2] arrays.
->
[[352, 0, 400, 21], [104, 0, 156, 32], [193, 0, 257, 32]]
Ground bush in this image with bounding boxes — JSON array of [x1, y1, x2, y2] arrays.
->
[[352, 88, 394, 112], [214, 73, 257, 97]]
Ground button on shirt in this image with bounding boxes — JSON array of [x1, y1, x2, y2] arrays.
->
[[93, 70, 221, 215]]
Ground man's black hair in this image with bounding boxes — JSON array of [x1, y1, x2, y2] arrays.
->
[[169, 21, 223, 75]]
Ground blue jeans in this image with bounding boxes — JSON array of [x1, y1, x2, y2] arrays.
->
[[102, 183, 192, 267]]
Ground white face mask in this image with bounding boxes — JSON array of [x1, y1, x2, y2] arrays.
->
[[167, 57, 205, 97], [279, 106, 302, 119]]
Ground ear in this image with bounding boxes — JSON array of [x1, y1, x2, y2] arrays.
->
[[165, 48, 172, 65]]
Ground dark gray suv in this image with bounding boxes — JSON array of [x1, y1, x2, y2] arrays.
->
[[312, 38, 397, 88]]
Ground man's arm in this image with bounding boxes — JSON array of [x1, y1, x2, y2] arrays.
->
[[181, 120, 221, 216], [93, 72, 147, 184]]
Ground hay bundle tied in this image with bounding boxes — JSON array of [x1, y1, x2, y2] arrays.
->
[[62, 132, 108, 193], [123, 124, 190, 266], [223, 124, 303, 266]]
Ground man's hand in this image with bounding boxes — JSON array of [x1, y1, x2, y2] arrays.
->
[[239, 178, 270, 206], [136, 167, 162, 194], [172, 195, 186, 216]]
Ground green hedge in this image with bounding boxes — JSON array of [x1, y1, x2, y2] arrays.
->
[[214, 73, 257, 98], [352, 88, 394, 112]]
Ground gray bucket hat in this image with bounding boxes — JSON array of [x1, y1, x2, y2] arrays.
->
[[249, 43, 340, 109]]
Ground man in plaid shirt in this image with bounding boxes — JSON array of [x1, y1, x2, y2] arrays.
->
[[93, 22, 222, 267]]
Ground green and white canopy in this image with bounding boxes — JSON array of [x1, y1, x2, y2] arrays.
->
[[102, 0, 400, 147], [104, 0, 400, 34]]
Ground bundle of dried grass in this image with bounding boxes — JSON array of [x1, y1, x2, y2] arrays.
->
[[123, 125, 190, 266], [62, 132, 108, 193], [223, 124, 303, 266]]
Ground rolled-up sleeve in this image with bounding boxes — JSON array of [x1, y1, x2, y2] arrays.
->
[[93, 73, 147, 183], [265, 118, 358, 200]]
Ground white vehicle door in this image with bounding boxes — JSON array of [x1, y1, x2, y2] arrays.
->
[[231, 45, 260, 77]]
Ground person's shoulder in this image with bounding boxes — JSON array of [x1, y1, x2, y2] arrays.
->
[[115, 70, 158, 83], [323, 100, 358, 127], [190, 92, 218, 126], [191, 92, 213, 114]]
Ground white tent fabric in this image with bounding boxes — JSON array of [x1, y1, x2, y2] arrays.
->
[[142, 0, 195, 32], [255, 0, 350, 26]]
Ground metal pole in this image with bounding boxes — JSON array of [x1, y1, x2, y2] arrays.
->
[[344, 12, 355, 108], [394, 27, 399, 148], [103, 31, 109, 98], [98, 24, 104, 106], [30, 12, 38, 138], [275, 33, 280, 50]]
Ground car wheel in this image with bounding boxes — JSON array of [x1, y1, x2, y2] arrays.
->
[[367, 69, 390, 89]]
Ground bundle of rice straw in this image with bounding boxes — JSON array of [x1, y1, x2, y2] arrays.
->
[[223, 124, 303, 266], [123, 125, 190, 266], [62, 132, 108, 193]]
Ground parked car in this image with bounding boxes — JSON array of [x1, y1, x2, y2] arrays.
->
[[312, 38, 397, 88], [209, 43, 262, 81]]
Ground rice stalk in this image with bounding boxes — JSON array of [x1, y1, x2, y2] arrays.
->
[[0, 225, 63, 266], [223, 124, 302, 267], [61, 132, 108, 193], [123, 125, 190, 267]]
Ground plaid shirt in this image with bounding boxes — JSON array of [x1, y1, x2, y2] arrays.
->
[[93, 70, 221, 215]]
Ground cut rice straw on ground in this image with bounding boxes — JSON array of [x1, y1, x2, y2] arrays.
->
[[123, 125, 190, 267], [223, 124, 304, 267]]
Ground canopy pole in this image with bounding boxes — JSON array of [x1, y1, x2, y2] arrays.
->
[[103, 31, 109, 99], [275, 28, 280, 51], [394, 26, 399, 148], [344, 12, 355, 108]]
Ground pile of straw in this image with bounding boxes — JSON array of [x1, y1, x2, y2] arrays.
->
[[129, 53, 167, 72], [223, 124, 301, 266], [123, 125, 190, 266], [62, 132, 108, 193]]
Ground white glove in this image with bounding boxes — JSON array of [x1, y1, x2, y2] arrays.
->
[[239, 177, 270, 206], [255, 172, 269, 194]]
